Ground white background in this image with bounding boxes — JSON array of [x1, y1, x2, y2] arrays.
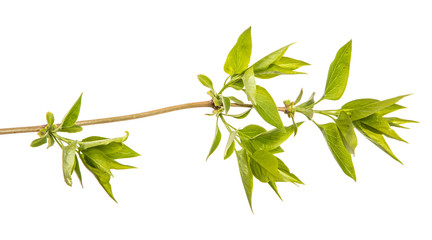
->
[[0, 1, 431, 239]]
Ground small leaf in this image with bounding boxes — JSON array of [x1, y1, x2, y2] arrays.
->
[[81, 148, 112, 176], [197, 74, 214, 90], [250, 150, 281, 182], [317, 122, 356, 181], [30, 136, 47, 147], [46, 112, 54, 126], [294, 88, 303, 105], [385, 117, 418, 128], [80, 132, 129, 150], [47, 134, 55, 149], [60, 93, 83, 128], [224, 141, 235, 160], [335, 111, 358, 155], [296, 92, 315, 120], [276, 158, 303, 184], [106, 144, 140, 159], [74, 156, 83, 188], [274, 57, 310, 70], [360, 114, 407, 142], [228, 96, 244, 105], [354, 122, 402, 163], [224, 130, 238, 159], [342, 95, 409, 121], [252, 44, 292, 72], [323, 40, 352, 100], [377, 104, 406, 116], [268, 182, 282, 200], [254, 65, 305, 79], [254, 85, 284, 129], [207, 118, 222, 160], [243, 67, 257, 105], [268, 146, 284, 154], [226, 108, 252, 119], [62, 141, 78, 186], [236, 149, 253, 212], [251, 123, 303, 151], [58, 124, 83, 133], [224, 27, 252, 75], [238, 124, 267, 138], [222, 96, 231, 114]]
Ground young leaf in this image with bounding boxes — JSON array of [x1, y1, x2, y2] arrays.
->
[[254, 65, 304, 79], [106, 144, 140, 159], [296, 92, 315, 120], [252, 44, 292, 72], [268, 146, 284, 154], [335, 111, 358, 155], [294, 88, 304, 105], [243, 67, 257, 105], [317, 122, 356, 181], [47, 134, 55, 149], [276, 158, 303, 184], [74, 156, 83, 188], [224, 130, 238, 159], [268, 182, 283, 200], [360, 114, 407, 142], [46, 112, 54, 126], [30, 136, 47, 147], [226, 108, 252, 119], [342, 95, 409, 121], [197, 74, 214, 90], [207, 118, 222, 160], [385, 117, 418, 128], [238, 124, 267, 139], [58, 124, 83, 133], [228, 96, 244, 105], [236, 149, 253, 212], [60, 93, 83, 128], [81, 148, 112, 176], [250, 150, 281, 182], [80, 132, 129, 150], [274, 57, 310, 70], [224, 27, 252, 75], [322, 40, 352, 100], [353, 122, 402, 163], [254, 85, 284, 129], [224, 141, 235, 160], [222, 96, 231, 114], [80, 154, 116, 202], [62, 141, 77, 186], [250, 123, 303, 151], [377, 104, 406, 116]]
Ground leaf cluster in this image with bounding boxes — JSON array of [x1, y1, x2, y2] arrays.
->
[[31, 94, 140, 202]]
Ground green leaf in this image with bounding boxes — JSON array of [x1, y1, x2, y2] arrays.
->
[[268, 182, 282, 200], [268, 146, 284, 154], [239, 124, 267, 138], [224, 141, 235, 160], [222, 96, 231, 114], [30, 136, 47, 147], [197, 74, 214, 90], [276, 158, 303, 184], [360, 114, 407, 142], [252, 44, 292, 72], [226, 108, 252, 119], [296, 92, 315, 120], [236, 149, 253, 212], [250, 123, 303, 151], [385, 117, 418, 129], [224, 130, 238, 159], [80, 132, 129, 150], [46, 112, 54, 126], [353, 122, 402, 163], [377, 104, 406, 116], [228, 96, 244, 105], [335, 111, 357, 155], [224, 27, 252, 75], [342, 95, 409, 121], [323, 40, 352, 100], [243, 67, 257, 105], [74, 156, 83, 188], [47, 134, 55, 149], [254, 85, 284, 129], [60, 93, 83, 128], [106, 144, 140, 159], [250, 150, 281, 182], [80, 153, 116, 202], [58, 124, 83, 133], [274, 57, 310, 70], [317, 122, 356, 181], [254, 65, 305, 79], [294, 88, 304, 105], [62, 141, 77, 186], [207, 118, 222, 160]]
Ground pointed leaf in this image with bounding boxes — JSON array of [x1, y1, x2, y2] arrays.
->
[[268, 182, 283, 200], [74, 156, 83, 188], [294, 88, 304, 105], [252, 44, 292, 72], [46, 112, 54, 126], [250, 150, 281, 182], [81, 148, 112, 176], [323, 40, 352, 100], [207, 118, 222, 160], [222, 96, 231, 114], [377, 104, 406, 116], [274, 57, 310, 70], [224, 141, 235, 160], [255, 65, 305, 79], [47, 134, 55, 149], [227, 108, 252, 119], [60, 93, 83, 128], [80, 132, 129, 150], [354, 122, 401, 163], [385, 117, 418, 128], [335, 111, 358, 155], [243, 67, 257, 105], [254, 85, 284, 129], [228, 96, 244, 105], [276, 158, 303, 184], [58, 124, 83, 133], [224, 130, 238, 159], [236, 149, 253, 212], [317, 122, 356, 181], [30, 136, 47, 147], [224, 27, 252, 75], [250, 123, 303, 151], [62, 141, 78, 186], [197, 74, 214, 90], [106, 144, 140, 159], [360, 114, 407, 142]]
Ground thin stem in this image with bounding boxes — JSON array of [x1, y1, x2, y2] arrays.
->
[[0, 100, 287, 135]]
